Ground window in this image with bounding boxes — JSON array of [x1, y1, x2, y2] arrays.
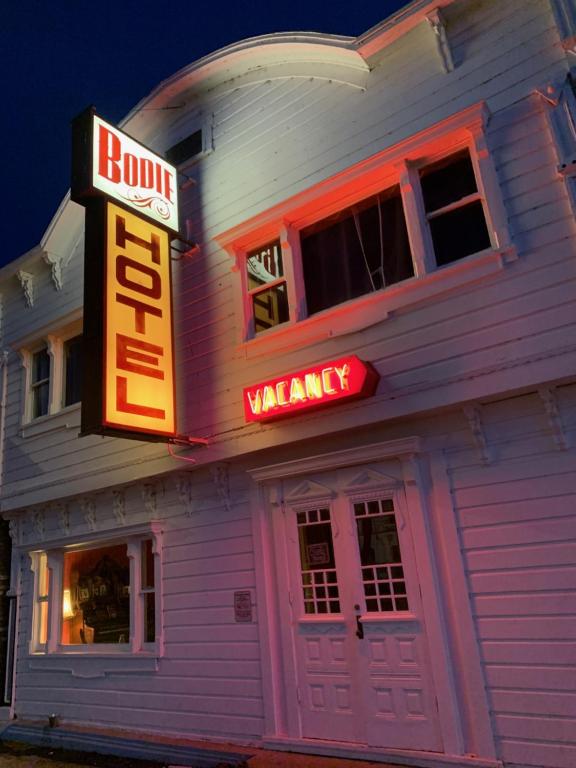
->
[[29, 526, 161, 655], [420, 150, 491, 266], [63, 334, 82, 407], [31, 552, 49, 652], [166, 129, 203, 166], [20, 324, 83, 424], [220, 102, 512, 345], [247, 240, 290, 333], [30, 347, 50, 419], [301, 185, 413, 316]]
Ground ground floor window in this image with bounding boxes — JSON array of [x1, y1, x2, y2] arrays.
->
[[29, 525, 161, 655]]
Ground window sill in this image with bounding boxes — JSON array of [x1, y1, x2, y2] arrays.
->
[[20, 403, 80, 439], [26, 651, 159, 678], [239, 246, 516, 359]]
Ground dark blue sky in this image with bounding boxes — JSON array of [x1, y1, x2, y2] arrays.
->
[[1, 0, 407, 267]]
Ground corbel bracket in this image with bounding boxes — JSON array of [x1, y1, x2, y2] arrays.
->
[[550, 0, 576, 55], [16, 271, 34, 308], [426, 8, 454, 73], [538, 386, 568, 450], [42, 250, 64, 291], [463, 404, 491, 465]]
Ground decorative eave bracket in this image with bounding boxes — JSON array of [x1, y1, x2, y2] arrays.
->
[[463, 404, 491, 465], [550, 0, 576, 56], [538, 386, 568, 450], [42, 250, 64, 291], [535, 77, 576, 178], [426, 8, 454, 73], [16, 271, 34, 308]]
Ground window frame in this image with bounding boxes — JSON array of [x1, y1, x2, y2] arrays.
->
[[218, 101, 514, 352], [28, 522, 163, 658], [18, 317, 83, 428]]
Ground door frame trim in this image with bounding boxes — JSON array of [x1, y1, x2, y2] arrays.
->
[[249, 437, 495, 759]]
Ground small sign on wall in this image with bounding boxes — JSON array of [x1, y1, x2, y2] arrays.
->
[[234, 590, 253, 623]]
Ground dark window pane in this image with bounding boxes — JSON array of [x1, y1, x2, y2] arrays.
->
[[33, 382, 49, 418], [32, 348, 50, 383], [141, 540, 154, 589], [430, 201, 491, 266], [64, 335, 82, 406], [144, 593, 155, 643], [298, 522, 336, 572], [252, 283, 289, 333], [165, 129, 203, 166], [247, 240, 284, 291], [301, 187, 412, 315], [420, 150, 478, 212]]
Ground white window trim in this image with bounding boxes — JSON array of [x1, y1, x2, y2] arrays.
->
[[217, 101, 515, 356], [17, 316, 83, 433], [27, 521, 163, 661]]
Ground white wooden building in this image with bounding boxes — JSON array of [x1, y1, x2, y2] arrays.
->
[[1, 1, 576, 767]]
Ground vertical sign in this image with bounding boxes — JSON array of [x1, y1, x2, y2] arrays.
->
[[104, 202, 175, 437], [72, 107, 179, 441]]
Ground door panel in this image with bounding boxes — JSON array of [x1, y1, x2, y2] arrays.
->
[[280, 466, 442, 750]]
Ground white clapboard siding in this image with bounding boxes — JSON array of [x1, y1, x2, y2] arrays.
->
[[448, 387, 576, 768], [13, 467, 265, 741]]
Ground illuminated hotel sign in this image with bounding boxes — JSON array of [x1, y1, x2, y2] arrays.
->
[[72, 110, 179, 234], [243, 356, 379, 422], [71, 107, 177, 441]]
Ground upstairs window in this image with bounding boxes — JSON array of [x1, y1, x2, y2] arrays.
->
[[20, 325, 83, 426], [222, 102, 512, 343], [301, 185, 413, 316], [166, 129, 203, 166], [30, 347, 50, 419], [247, 240, 290, 334], [63, 335, 83, 407], [421, 149, 491, 266]]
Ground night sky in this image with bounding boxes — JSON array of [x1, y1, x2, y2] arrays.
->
[[1, 1, 408, 269]]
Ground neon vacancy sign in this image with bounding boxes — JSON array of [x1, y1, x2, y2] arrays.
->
[[243, 356, 379, 422]]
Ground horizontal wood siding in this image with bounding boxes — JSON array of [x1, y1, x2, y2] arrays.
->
[[448, 386, 576, 768], [13, 467, 264, 740]]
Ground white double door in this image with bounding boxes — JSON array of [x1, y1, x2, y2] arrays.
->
[[273, 465, 442, 750]]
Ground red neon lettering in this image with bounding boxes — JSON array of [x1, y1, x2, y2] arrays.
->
[[155, 162, 163, 195], [98, 125, 121, 183], [116, 294, 162, 334], [123, 153, 139, 186], [289, 377, 306, 404], [334, 364, 350, 391], [247, 389, 263, 415], [116, 215, 160, 265], [262, 385, 277, 412], [276, 381, 290, 407], [116, 376, 165, 418], [116, 256, 161, 299], [163, 168, 174, 202], [116, 334, 164, 379], [304, 372, 323, 399], [321, 368, 337, 395], [139, 158, 154, 189]]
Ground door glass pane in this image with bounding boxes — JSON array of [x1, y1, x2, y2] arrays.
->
[[353, 498, 409, 613], [296, 508, 340, 614]]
